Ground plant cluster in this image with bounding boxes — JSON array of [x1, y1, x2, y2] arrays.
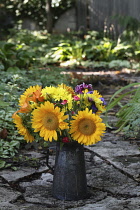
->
[[116, 86, 140, 138], [12, 83, 106, 146], [1, 28, 140, 72], [106, 83, 140, 138]]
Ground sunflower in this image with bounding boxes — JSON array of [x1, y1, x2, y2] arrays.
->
[[18, 85, 44, 112], [31, 101, 68, 142], [21, 85, 42, 97], [70, 108, 106, 145], [12, 114, 34, 143]]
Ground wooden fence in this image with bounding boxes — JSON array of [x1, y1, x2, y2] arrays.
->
[[76, 0, 140, 35]]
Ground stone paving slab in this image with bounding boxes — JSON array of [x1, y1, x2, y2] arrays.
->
[[86, 140, 140, 180], [19, 173, 53, 189], [70, 196, 140, 210], [0, 202, 53, 210], [23, 185, 107, 209], [86, 156, 140, 197], [0, 166, 48, 183], [0, 136, 140, 209], [0, 202, 19, 210], [0, 177, 9, 187], [22, 151, 46, 159], [18, 155, 107, 208], [87, 141, 140, 158], [0, 186, 21, 203], [9, 151, 138, 209]]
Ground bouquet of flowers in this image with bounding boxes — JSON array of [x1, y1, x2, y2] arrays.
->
[[12, 83, 106, 146]]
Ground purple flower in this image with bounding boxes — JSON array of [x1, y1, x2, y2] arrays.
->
[[75, 83, 93, 94], [88, 97, 93, 102], [100, 97, 107, 105], [91, 104, 98, 113], [87, 91, 93, 94]]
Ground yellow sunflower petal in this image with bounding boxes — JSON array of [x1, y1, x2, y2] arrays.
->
[[13, 114, 34, 143], [70, 108, 106, 145], [32, 101, 68, 142]]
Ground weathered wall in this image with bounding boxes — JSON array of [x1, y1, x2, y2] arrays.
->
[[77, 0, 140, 35], [21, 1, 140, 34], [53, 8, 76, 33]]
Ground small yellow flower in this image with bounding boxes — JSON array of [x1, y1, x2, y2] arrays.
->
[[58, 83, 75, 96], [41, 86, 73, 110], [96, 104, 106, 114]]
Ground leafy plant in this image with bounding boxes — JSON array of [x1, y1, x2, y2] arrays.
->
[[108, 60, 131, 69], [1, 29, 140, 70], [0, 40, 36, 70], [114, 15, 140, 41], [0, 139, 20, 159], [106, 83, 140, 138], [116, 86, 140, 138]]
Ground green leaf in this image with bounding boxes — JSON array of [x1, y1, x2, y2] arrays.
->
[[108, 82, 140, 104], [0, 101, 9, 107], [0, 63, 5, 70], [106, 89, 136, 111], [7, 67, 20, 73], [9, 141, 20, 148], [11, 166, 18, 171], [5, 163, 12, 168], [0, 160, 6, 169]]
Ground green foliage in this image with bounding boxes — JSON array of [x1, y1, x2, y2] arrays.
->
[[39, 30, 140, 68], [108, 60, 131, 69], [0, 40, 35, 70], [1, 29, 140, 71], [116, 86, 140, 138], [106, 83, 140, 138], [0, 0, 75, 32], [0, 139, 20, 159], [113, 15, 140, 41], [43, 40, 86, 64], [0, 71, 25, 167]]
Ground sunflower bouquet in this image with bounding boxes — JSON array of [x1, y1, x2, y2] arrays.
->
[[12, 83, 106, 146]]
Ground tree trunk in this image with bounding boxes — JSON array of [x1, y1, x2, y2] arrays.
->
[[46, 0, 53, 33]]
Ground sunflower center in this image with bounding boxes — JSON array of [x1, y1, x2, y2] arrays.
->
[[43, 112, 59, 130], [78, 118, 96, 135]]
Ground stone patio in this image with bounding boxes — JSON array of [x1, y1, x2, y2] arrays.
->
[[0, 130, 140, 210], [1, 70, 140, 209]]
